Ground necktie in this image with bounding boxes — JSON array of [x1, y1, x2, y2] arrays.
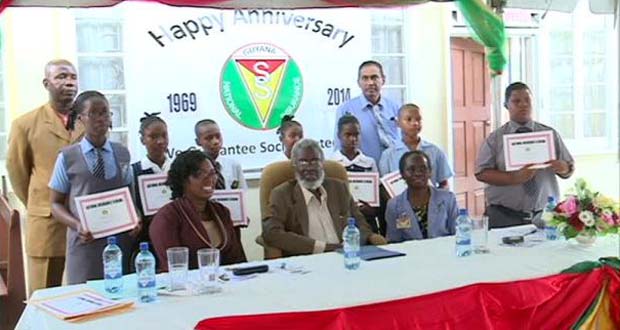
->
[[92, 148, 105, 179], [370, 104, 393, 149], [214, 162, 226, 190], [515, 126, 539, 198]]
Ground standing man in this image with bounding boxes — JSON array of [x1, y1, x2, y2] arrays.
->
[[476, 82, 575, 228], [7, 59, 83, 293], [334, 60, 400, 165]]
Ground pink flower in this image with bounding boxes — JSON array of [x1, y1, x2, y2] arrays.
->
[[601, 210, 615, 225], [558, 196, 579, 215]]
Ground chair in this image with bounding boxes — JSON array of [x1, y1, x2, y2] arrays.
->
[[0, 178, 26, 330], [257, 160, 386, 259]]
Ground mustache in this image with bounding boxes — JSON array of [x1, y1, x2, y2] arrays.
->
[[295, 170, 325, 190]]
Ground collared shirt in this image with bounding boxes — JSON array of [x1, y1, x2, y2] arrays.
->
[[379, 138, 454, 186], [385, 186, 458, 243], [334, 94, 401, 165], [49, 138, 133, 193], [140, 156, 171, 174], [215, 156, 248, 190], [299, 185, 340, 254], [330, 150, 378, 173], [476, 120, 575, 212]]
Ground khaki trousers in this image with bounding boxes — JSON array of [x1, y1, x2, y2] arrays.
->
[[27, 256, 64, 296]]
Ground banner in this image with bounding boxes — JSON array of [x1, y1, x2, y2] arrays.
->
[[123, 3, 371, 177]]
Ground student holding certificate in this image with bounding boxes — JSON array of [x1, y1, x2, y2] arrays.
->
[[149, 150, 246, 270], [385, 151, 458, 243], [49, 91, 139, 284], [277, 115, 304, 160], [476, 82, 575, 228]]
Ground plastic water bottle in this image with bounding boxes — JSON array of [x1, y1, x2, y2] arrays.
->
[[455, 209, 472, 257], [343, 218, 361, 270], [102, 236, 123, 297], [543, 196, 559, 240], [135, 242, 157, 303]]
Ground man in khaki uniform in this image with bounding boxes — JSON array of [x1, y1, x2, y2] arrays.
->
[[7, 59, 83, 293]]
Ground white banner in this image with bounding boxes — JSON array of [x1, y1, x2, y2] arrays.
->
[[123, 3, 371, 177]]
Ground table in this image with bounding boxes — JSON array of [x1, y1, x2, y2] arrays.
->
[[16, 226, 618, 330]]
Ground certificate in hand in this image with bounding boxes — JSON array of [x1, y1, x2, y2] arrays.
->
[[503, 131, 555, 171], [74, 187, 139, 239], [380, 171, 408, 198], [347, 172, 380, 207], [138, 173, 172, 216], [210, 189, 248, 226]]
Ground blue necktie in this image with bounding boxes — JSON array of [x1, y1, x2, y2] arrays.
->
[[369, 104, 393, 149], [92, 148, 105, 179]]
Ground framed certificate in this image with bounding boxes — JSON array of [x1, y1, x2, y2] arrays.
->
[[347, 172, 380, 207], [503, 131, 555, 171], [380, 171, 408, 198], [74, 187, 140, 239], [210, 189, 248, 226], [137, 173, 172, 216]]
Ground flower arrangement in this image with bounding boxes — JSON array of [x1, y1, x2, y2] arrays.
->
[[545, 178, 620, 239]]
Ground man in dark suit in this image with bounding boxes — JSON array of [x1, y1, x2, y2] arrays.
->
[[262, 138, 377, 256]]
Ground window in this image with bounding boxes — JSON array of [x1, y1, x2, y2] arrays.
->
[[539, 2, 618, 153], [74, 14, 128, 146], [371, 9, 406, 104]]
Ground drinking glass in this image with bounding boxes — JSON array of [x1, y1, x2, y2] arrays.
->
[[166, 247, 189, 291]]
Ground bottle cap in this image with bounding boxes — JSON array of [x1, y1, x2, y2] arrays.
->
[[348, 217, 356, 226], [140, 242, 149, 251], [547, 196, 555, 203], [458, 209, 468, 216], [107, 236, 116, 245]]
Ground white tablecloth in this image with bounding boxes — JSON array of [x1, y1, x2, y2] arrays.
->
[[16, 226, 618, 330]]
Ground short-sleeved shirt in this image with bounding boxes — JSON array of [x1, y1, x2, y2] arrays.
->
[[49, 138, 133, 193], [379, 138, 454, 186], [334, 94, 401, 165], [475, 120, 575, 212], [215, 156, 247, 190], [330, 150, 378, 173]]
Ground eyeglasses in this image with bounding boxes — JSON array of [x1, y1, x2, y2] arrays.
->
[[83, 111, 111, 119], [191, 169, 217, 179], [296, 158, 322, 167]]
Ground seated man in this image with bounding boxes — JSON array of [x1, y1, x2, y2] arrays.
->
[[262, 138, 375, 256]]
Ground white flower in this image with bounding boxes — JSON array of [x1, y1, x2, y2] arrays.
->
[[541, 212, 554, 223], [578, 211, 595, 227]]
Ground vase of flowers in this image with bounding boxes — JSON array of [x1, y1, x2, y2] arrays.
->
[[546, 178, 620, 246]]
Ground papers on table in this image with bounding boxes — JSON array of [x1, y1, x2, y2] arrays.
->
[[210, 189, 248, 226], [74, 187, 140, 239], [380, 171, 407, 198], [503, 131, 555, 171], [30, 289, 133, 322], [347, 172, 380, 207], [137, 173, 172, 216]]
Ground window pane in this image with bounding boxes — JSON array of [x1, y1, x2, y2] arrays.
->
[[584, 113, 606, 137], [109, 131, 128, 147], [549, 31, 573, 55], [381, 87, 405, 105], [549, 57, 573, 84], [583, 84, 606, 110], [549, 86, 573, 112], [0, 106, 5, 131], [583, 31, 606, 55], [371, 25, 403, 53], [0, 135, 6, 159], [583, 57, 605, 82], [76, 20, 123, 53], [372, 56, 404, 85], [107, 94, 126, 128], [78, 57, 125, 90], [371, 10, 403, 25], [550, 114, 574, 139]]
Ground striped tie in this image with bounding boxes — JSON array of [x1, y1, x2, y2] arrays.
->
[[93, 148, 105, 179]]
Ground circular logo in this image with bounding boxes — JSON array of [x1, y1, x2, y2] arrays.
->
[[220, 43, 303, 130]]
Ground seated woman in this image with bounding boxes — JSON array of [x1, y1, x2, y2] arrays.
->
[[385, 150, 458, 243], [277, 115, 303, 160], [150, 150, 246, 270]]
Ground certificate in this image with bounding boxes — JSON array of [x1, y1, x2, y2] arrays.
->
[[31, 289, 133, 321], [74, 187, 140, 239], [138, 173, 172, 216], [211, 189, 248, 226], [347, 172, 380, 207], [503, 131, 555, 171], [380, 171, 408, 198]]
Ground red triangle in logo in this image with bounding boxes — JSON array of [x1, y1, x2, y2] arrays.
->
[[236, 60, 286, 76]]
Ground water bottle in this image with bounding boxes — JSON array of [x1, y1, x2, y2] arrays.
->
[[343, 218, 361, 270], [455, 209, 472, 257], [102, 236, 123, 297], [135, 242, 157, 303], [543, 196, 559, 240]]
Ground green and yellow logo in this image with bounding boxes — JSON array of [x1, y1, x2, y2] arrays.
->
[[220, 43, 303, 130]]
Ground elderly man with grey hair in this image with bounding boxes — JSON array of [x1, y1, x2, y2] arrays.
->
[[262, 138, 378, 256]]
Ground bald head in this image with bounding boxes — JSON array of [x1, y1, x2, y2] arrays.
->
[[44, 59, 75, 78], [43, 59, 78, 109]]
